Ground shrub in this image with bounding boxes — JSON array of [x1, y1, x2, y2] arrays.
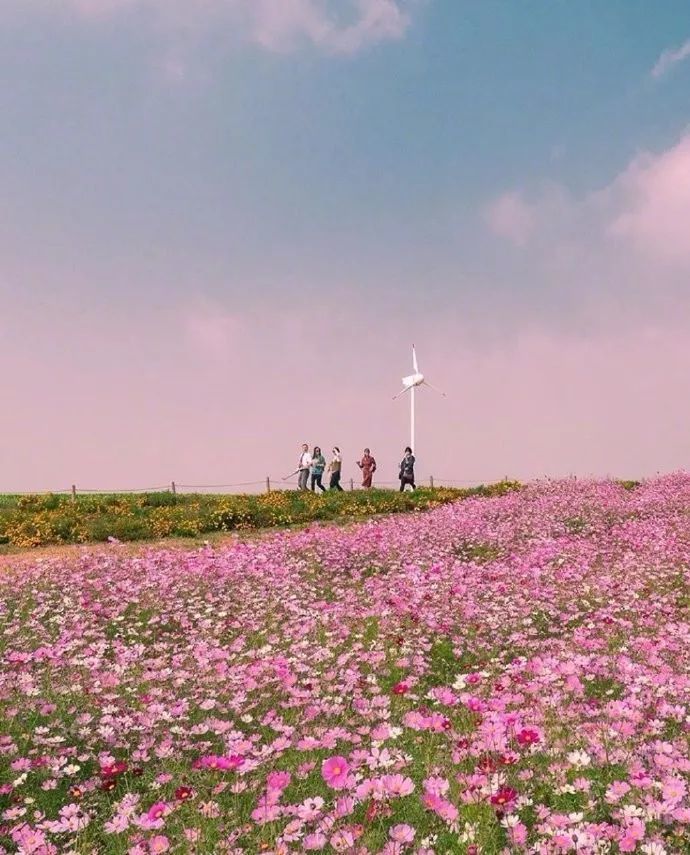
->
[[86, 515, 152, 543], [139, 492, 178, 508]]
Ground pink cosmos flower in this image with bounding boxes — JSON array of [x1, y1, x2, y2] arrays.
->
[[303, 832, 327, 850], [330, 829, 357, 852], [551, 834, 575, 852], [389, 824, 416, 843], [267, 770, 291, 791], [146, 803, 168, 822], [282, 819, 304, 842], [321, 755, 351, 790], [423, 776, 449, 796], [382, 774, 415, 797], [508, 822, 528, 846], [198, 800, 220, 818], [297, 797, 324, 821], [619, 819, 646, 852], [606, 781, 631, 804], [251, 801, 281, 824], [334, 795, 356, 817], [149, 835, 170, 853], [422, 791, 444, 812], [662, 777, 686, 803]]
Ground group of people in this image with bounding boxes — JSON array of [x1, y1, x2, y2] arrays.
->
[[292, 444, 416, 493]]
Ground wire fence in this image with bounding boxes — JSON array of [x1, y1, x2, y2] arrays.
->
[[2, 475, 512, 498]]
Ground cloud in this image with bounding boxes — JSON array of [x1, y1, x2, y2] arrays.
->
[[607, 134, 690, 267], [249, 0, 411, 54], [483, 192, 535, 246], [39, 0, 416, 55], [651, 38, 690, 79], [485, 131, 690, 270]]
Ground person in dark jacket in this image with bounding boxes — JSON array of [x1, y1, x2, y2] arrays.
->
[[399, 446, 416, 492]]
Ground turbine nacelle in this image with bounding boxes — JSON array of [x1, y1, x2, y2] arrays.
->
[[402, 372, 425, 389]]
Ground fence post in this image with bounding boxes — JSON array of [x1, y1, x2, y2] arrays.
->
[[171, 481, 176, 495], [350, 478, 354, 491], [71, 484, 77, 503], [430, 475, 434, 490], [266, 476, 271, 494]]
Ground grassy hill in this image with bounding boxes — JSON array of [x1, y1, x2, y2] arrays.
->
[[0, 482, 520, 549]]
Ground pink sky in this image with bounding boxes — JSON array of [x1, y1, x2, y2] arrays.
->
[[5, 133, 690, 491]]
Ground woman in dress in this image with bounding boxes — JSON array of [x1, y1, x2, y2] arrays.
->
[[310, 446, 327, 493], [356, 448, 377, 489]]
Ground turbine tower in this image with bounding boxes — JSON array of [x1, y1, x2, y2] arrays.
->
[[393, 345, 445, 453]]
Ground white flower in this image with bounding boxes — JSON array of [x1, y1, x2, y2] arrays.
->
[[621, 804, 644, 819], [566, 750, 592, 768], [458, 823, 477, 843]]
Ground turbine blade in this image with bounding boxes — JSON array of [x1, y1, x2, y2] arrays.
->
[[393, 386, 412, 400], [422, 380, 446, 397], [412, 345, 418, 373]]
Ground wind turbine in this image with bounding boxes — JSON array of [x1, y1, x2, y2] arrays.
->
[[393, 345, 445, 453]]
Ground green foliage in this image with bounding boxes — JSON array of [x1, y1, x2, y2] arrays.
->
[[138, 491, 178, 508], [584, 676, 625, 701], [563, 516, 587, 534], [426, 637, 458, 685], [452, 541, 501, 563]]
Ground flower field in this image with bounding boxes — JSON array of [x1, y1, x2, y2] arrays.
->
[[0, 476, 689, 854]]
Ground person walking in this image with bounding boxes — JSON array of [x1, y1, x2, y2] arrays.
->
[[357, 448, 377, 489], [310, 446, 327, 493], [297, 444, 312, 491], [399, 446, 416, 492], [328, 447, 344, 491]]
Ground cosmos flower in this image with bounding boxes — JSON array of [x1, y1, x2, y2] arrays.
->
[[321, 756, 351, 790]]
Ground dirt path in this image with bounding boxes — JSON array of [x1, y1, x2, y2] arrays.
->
[[0, 530, 242, 569]]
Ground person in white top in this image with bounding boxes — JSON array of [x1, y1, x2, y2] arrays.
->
[[297, 444, 312, 491]]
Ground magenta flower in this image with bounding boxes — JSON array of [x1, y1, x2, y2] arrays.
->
[[490, 786, 518, 808], [146, 802, 169, 822], [321, 755, 351, 790]]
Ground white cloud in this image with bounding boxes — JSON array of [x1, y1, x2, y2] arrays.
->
[[607, 134, 690, 266], [651, 37, 690, 79], [484, 132, 690, 270], [483, 192, 535, 247], [42, 0, 416, 55]]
